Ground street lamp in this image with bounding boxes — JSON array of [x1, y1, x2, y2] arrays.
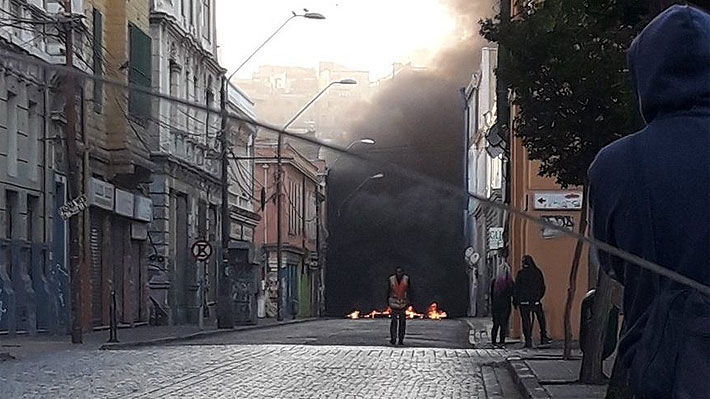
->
[[337, 173, 385, 217], [218, 10, 325, 329], [275, 78, 358, 321], [329, 138, 376, 168]]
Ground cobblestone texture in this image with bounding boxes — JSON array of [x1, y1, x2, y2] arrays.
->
[[0, 344, 505, 398]]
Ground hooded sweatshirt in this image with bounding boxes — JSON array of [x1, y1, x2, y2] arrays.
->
[[588, 5, 710, 363]]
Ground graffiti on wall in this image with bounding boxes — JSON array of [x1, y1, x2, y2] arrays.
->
[[540, 215, 575, 239]]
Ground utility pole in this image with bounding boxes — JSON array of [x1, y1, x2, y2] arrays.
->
[[62, 0, 83, 344], [275, 132, 284, 320], [217, 76, 234, 328]]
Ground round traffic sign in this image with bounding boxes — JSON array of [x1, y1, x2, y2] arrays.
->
[[191, 240, 213, 261]]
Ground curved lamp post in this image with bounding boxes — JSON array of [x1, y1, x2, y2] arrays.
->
[[329, 138, 376, 168], [337, 173, 385, 217], [275, 77, 357, 320], [219, 10, 325, 328]]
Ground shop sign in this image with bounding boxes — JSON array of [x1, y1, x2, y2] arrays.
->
[[115, 189, 135, 218], [88, 178, 114, 211], [230, 222, 243, 240], [133, 195, 152, 222], [489, 227, 504, 250], [242, 226, 254, 242], [533, 191, 583, 210]]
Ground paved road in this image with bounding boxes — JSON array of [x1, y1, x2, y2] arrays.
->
[[183, 318, 473, 348], [0, 319, 509, 398]]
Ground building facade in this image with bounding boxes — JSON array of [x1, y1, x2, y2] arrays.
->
[[254, 141, 325, 320], [506, 0, 588, 341], [464, 47, 506, 317]]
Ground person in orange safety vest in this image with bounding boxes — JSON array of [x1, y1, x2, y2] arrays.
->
[[387, 266, 412, 345]]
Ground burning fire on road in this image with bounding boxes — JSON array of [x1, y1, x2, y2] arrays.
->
[[346, 303, 447, 320]]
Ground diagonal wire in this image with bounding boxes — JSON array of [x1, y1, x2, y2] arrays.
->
[[1, 47, 707, 297]]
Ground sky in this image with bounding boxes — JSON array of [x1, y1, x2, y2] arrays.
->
[[216, 0, 459, 80]]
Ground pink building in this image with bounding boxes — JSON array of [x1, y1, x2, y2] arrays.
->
[[254, 141, 326, 320]]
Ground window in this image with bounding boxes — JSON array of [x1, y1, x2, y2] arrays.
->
[[92, 8, 103, 112], [7, 91, 18, 177], [5, 190, 16, 240], [27, 195, 39, 242], [202, 0, 210, 40], [28, 100, 39, 182], [128, 24, 152, 119], [189, 0, 194, 26]]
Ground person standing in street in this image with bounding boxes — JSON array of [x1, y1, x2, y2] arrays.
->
[[589, 4, 710, 398], [490, 258, 514, 348], [514, 255, 551, 348], [387, 266, 411, 345]]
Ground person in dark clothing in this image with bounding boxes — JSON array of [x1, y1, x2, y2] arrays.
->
[[589, 5, 710, 398], [490, 259, 514, 348], [386, 266, 411, 345], [514, 255, 551, 348]]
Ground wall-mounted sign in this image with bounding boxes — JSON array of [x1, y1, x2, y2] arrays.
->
[[541, 215, 575, 239], [58, 195, 87, 220], [230, 222, 243, 240], [88, 178, 114, 211], [114, 189, 135, 218], [133, 195, 152, 222], [489, 227, 504, 250], [242, 226, 254, 242], [533, 191, 583, 210]]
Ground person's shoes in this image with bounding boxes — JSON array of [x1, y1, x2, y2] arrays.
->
[[390, 338, 396, 345], [524, 341, 533, 348], [398, 341, 404, 346], [540, 336, 552, 345]]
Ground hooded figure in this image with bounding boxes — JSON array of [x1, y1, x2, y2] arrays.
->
[[514, 255, 551, 347], [589, 5, 710, 398]]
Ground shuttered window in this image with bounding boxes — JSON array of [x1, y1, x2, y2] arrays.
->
[[128, 24, 152, 119]]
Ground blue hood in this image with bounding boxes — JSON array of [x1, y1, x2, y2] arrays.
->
[[628, 5, 710, 123]]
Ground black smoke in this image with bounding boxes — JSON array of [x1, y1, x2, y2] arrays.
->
[[325, 1, 494, 317]]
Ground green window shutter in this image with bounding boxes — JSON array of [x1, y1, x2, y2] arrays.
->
[[128, 24, 152, 118]]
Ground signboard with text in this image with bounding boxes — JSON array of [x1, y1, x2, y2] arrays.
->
[[533, 191, 583, 210]]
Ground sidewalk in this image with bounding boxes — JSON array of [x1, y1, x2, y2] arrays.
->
[[0, 317, 318, 361], [506, 344, 614, 398], [461, 318, 613, 398]]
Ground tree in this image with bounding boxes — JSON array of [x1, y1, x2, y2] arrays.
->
[[480, 0, 653, 383]]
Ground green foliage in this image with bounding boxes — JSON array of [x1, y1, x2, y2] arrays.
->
[[480, 0, 655, 187]]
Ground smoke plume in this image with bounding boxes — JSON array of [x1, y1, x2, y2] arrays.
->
[[326, 0, 495, 317]]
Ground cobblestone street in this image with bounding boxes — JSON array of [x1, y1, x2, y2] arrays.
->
[[0, 320, 507, 398]]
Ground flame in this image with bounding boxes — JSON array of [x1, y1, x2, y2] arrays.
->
[[405, 305, 424, 319], [347, 304, 446, 320], [362, 306, 393, 318], [427, 302, 447, 320]]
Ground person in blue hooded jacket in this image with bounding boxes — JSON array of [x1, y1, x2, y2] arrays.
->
[[588, 4, 709, 398]]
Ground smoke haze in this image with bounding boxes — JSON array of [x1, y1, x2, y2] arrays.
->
[[326, 0, 495, 317]]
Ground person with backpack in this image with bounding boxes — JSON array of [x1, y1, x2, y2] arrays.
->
[[513, 255, 552, 348], [588, 5, 710, 398]]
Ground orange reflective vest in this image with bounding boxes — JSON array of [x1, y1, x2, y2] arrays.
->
[[388, 275, 409, 310]]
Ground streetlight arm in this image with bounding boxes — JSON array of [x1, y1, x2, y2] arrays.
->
[[336, 175, 382, 217], [282, 81, 336, 130], [227, 14, 298, 83]]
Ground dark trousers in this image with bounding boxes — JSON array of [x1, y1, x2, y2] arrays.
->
[[520, 303, 548, 344], [491, 317, 508, 345], [390, 309, 406, 343]]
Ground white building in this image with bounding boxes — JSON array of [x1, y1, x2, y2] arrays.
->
[[147, 0, 258, 325], [464, 47, 505, 317]]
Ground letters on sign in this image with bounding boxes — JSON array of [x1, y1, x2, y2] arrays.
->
[[58, 195, 88, 220], [540, 215, 575, 239]]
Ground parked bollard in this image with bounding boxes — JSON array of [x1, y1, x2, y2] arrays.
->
[[108, 290, 119, 343]]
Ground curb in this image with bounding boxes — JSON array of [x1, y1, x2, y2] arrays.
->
[[99, 318, 319, 350], [506, 357, 551, 399]]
